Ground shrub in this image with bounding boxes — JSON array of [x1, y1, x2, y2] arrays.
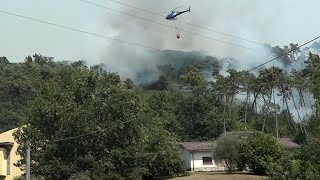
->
[[212, 133, 241, 173], [69, 171, 92, 180], [239, 132, 284, 175]]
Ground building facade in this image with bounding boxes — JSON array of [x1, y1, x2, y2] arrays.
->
[[180, 142, 225, 171], [0, 128, 22, 180], [179, 131, 301, 172]]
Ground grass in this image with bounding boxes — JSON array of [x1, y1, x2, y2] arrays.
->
[[170, 172, 268, 180]]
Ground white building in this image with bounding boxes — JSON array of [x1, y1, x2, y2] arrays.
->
[[179, 142, 225, 171], [179, 132, 301, 172]]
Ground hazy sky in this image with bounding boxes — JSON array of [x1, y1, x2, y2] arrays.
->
[[1, 0, 319, 65]]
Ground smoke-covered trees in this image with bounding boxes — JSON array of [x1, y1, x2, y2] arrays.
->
[[1, 46, 320, 178], [1, 52, 312, 139]]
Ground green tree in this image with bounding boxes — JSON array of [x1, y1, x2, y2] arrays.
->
[[181, 67, 207, 88], [305, 115, 320, 137], [303, 53, 320, 116], [0, 54, 60, 132], [269, 155, 319, 180], [141, 90, 184, 139], [14, 67, 146, 180], [212, 134, 241, 172], [69, 171, 92, 180], [177, 69, 224, 140], [269, 137, 320, 180], [239, 132, 284, 175], [299, 137, 320, 172], [0, 56, 9, 64], [142, 122, 187, 179]]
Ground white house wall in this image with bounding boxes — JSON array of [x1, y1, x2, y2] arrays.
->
[[181, 147, 191, 170], [190, 151, 225, 171]]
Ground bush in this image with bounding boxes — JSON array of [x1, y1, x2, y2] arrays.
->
[[212, 133, 241, 173], [69, 171, 92, 180], [239, 132, 284, 175], [142, 122, 187, 179], [300, 137, 320, 168], [13, 175, 45, 180], [268, 137, 320, 180], [269, 157, 319, 180]]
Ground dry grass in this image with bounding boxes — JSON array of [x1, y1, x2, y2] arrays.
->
[[170, 172, 268, 180]]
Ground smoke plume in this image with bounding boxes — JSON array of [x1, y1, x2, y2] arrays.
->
[[88, 0, 318, 87]]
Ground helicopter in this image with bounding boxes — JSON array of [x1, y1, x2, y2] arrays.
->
[[165, 5, 191, 39], [165, 5, 191, 20]]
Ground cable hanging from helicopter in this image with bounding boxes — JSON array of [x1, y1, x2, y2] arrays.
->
[[165, 5, 191, 39]]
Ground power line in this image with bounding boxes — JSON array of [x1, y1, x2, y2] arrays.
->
[[2, 10, 317, 76], [0, 10, 160, 51], [104, 0, 266, 46], [177, 21, 266, 46], [247, 35, 320, 72], [108, 0, 163, 17], [51, 129, 104, 143], [78, 0, 262, 52]]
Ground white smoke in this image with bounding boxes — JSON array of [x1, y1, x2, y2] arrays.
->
[[86, 0, 281, 81], [85, 0, 318, 82], [85, 0, 318, 121]]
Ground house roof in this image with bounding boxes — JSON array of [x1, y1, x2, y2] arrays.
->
[[179, 137, 301, 152], [278, 138, 301, 149], [224, 131, 301, 149], [179, 142, 213, 152]]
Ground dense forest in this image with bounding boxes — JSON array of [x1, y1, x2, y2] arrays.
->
[[1, 41, 320, 179]]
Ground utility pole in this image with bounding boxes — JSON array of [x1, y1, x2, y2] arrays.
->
[[26, 141, 30, 180]]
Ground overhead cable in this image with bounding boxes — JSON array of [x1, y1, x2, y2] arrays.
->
[[78, 0, 262, 52], [104, 0, 266, 46], [247, 35, 320, 72], [0, 10, 160, 51]]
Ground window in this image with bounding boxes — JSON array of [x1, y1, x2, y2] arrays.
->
[[7, 149, 11, 175], [0, 147, 7, 176], [0, 147, 11, 176], [202, 157, 213, 165]]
